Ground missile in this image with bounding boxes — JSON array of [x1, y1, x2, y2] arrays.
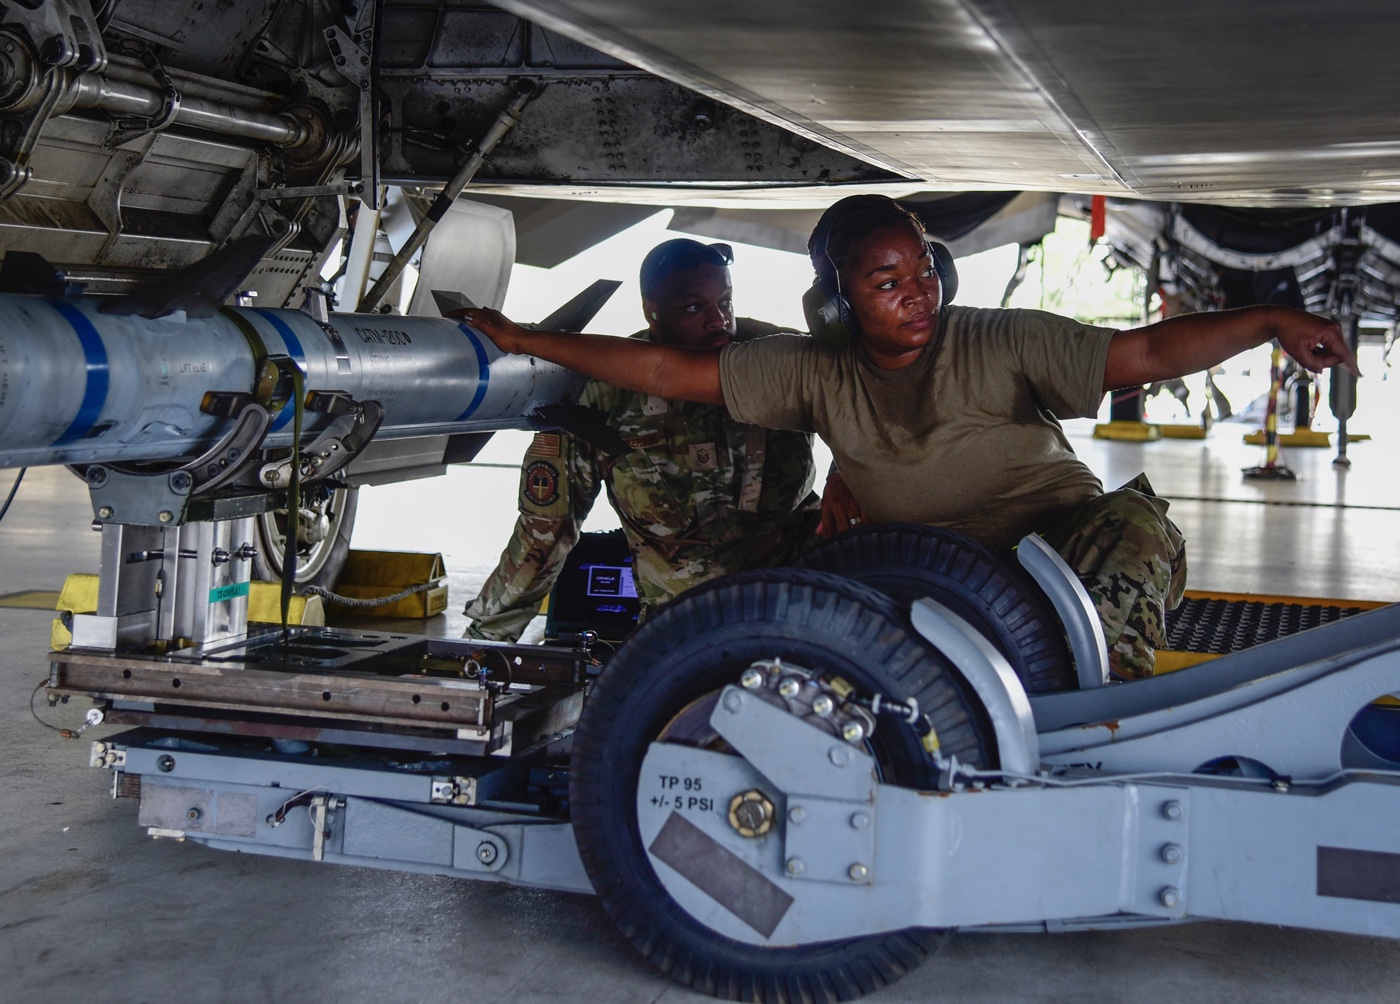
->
[[0, 241, 619, 472]]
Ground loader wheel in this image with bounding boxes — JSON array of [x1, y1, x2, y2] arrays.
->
[[570, 568, 992, 1003], [252, 484, 357, 588], [797, 523, 1075, 693]]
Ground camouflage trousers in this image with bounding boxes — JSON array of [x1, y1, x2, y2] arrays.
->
[[1041, 474, 1187, 680]]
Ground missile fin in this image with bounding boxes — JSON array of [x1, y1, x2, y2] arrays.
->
[[99, 234, 279, 319], [430, 279, 619, 331], [431, 289, 479, 316], [532, 403, 629, 456], [0, 251, 86, 297], [533, 279, 622, 332], [443, 432, 494, 464]]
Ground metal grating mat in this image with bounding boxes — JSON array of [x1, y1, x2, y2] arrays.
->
[[1163, 596, 1368, 656]]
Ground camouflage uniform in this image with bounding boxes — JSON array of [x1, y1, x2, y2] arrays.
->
[[1040, 474, 1187, 680], [465, 321, 822, 642]]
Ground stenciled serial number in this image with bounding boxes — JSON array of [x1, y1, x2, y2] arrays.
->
[[354, 326, 412, 346]]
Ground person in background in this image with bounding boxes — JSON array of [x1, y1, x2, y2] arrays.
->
[[463, 238, 823, 641]]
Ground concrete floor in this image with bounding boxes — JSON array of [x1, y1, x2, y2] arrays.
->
[[4, 377, 1400, 1002]]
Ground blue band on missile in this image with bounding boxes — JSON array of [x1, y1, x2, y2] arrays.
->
[[455, 323, 490, 420], [251, 309, 306, 432], [47, 300, 110, 446]]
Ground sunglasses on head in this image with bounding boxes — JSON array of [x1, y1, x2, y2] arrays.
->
[[654, 240, 733, 270], [703, 242, 734, 265]]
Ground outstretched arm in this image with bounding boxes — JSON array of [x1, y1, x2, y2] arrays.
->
[[454, 306, 725, 405], [1103, 305, 1360, 394]]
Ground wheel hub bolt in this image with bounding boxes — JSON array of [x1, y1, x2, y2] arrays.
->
[[777, 677, 801, 698], [841, 721, 865, 743], [739, 668, 764, 689], [811, 695, 834, 717], [729, 790, 776, 838]]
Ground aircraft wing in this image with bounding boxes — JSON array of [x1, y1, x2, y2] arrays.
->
[[493, 0, 1400, 206]]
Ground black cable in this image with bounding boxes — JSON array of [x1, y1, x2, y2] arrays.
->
[[484, 646, 514, 689], [0, 468, 25, 524], [29, 679, 65, 733]]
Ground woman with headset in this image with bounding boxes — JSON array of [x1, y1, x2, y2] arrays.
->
[[454, 194, 1356, 678]]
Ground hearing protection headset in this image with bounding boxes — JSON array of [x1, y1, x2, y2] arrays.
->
[[802, 215, 959, 349]]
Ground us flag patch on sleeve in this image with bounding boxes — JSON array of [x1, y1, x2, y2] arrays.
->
[[530, 432, 561, 457]]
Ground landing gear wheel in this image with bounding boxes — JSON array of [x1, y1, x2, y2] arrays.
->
[[570, 568, 992, 1003], [798, 523, 1075, 693], [252, 484, 357, 588]]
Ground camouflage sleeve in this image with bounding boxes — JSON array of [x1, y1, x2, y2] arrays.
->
[[463, 432, 603, 641]]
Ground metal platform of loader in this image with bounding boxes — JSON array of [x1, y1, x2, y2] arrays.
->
[[1158, 590, 1391, 672], [48, 626, 590, 757]]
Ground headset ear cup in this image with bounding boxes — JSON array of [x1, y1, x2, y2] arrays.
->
[[802, 281, 853, 349], [929, 241, 958, 306]]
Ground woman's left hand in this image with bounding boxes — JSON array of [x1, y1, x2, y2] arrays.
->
[[1275, 312, 1361, 376], [817, 469, 870, 539]]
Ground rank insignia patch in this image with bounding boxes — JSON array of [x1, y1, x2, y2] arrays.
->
[[689, 442, 718, 471]]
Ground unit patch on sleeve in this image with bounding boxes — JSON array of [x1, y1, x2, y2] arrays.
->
[[522, 460, 562, 507]]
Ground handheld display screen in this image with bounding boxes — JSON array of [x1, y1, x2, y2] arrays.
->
[[586, 565, 637, 598]]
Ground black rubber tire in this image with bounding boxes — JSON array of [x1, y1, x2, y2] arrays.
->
[[570, 567, 992, 1003], [252, 485, 357, 588], [797, 523, 1075, 694]]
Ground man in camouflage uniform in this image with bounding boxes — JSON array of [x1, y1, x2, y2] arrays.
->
[[1041, 474, 1187, 680], [464, 239, 821, 642]]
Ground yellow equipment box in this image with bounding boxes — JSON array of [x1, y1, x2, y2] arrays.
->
[[330, 550, 448, 619]]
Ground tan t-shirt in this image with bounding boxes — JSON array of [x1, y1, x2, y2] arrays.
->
[[719, 305, 1116, 550]]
